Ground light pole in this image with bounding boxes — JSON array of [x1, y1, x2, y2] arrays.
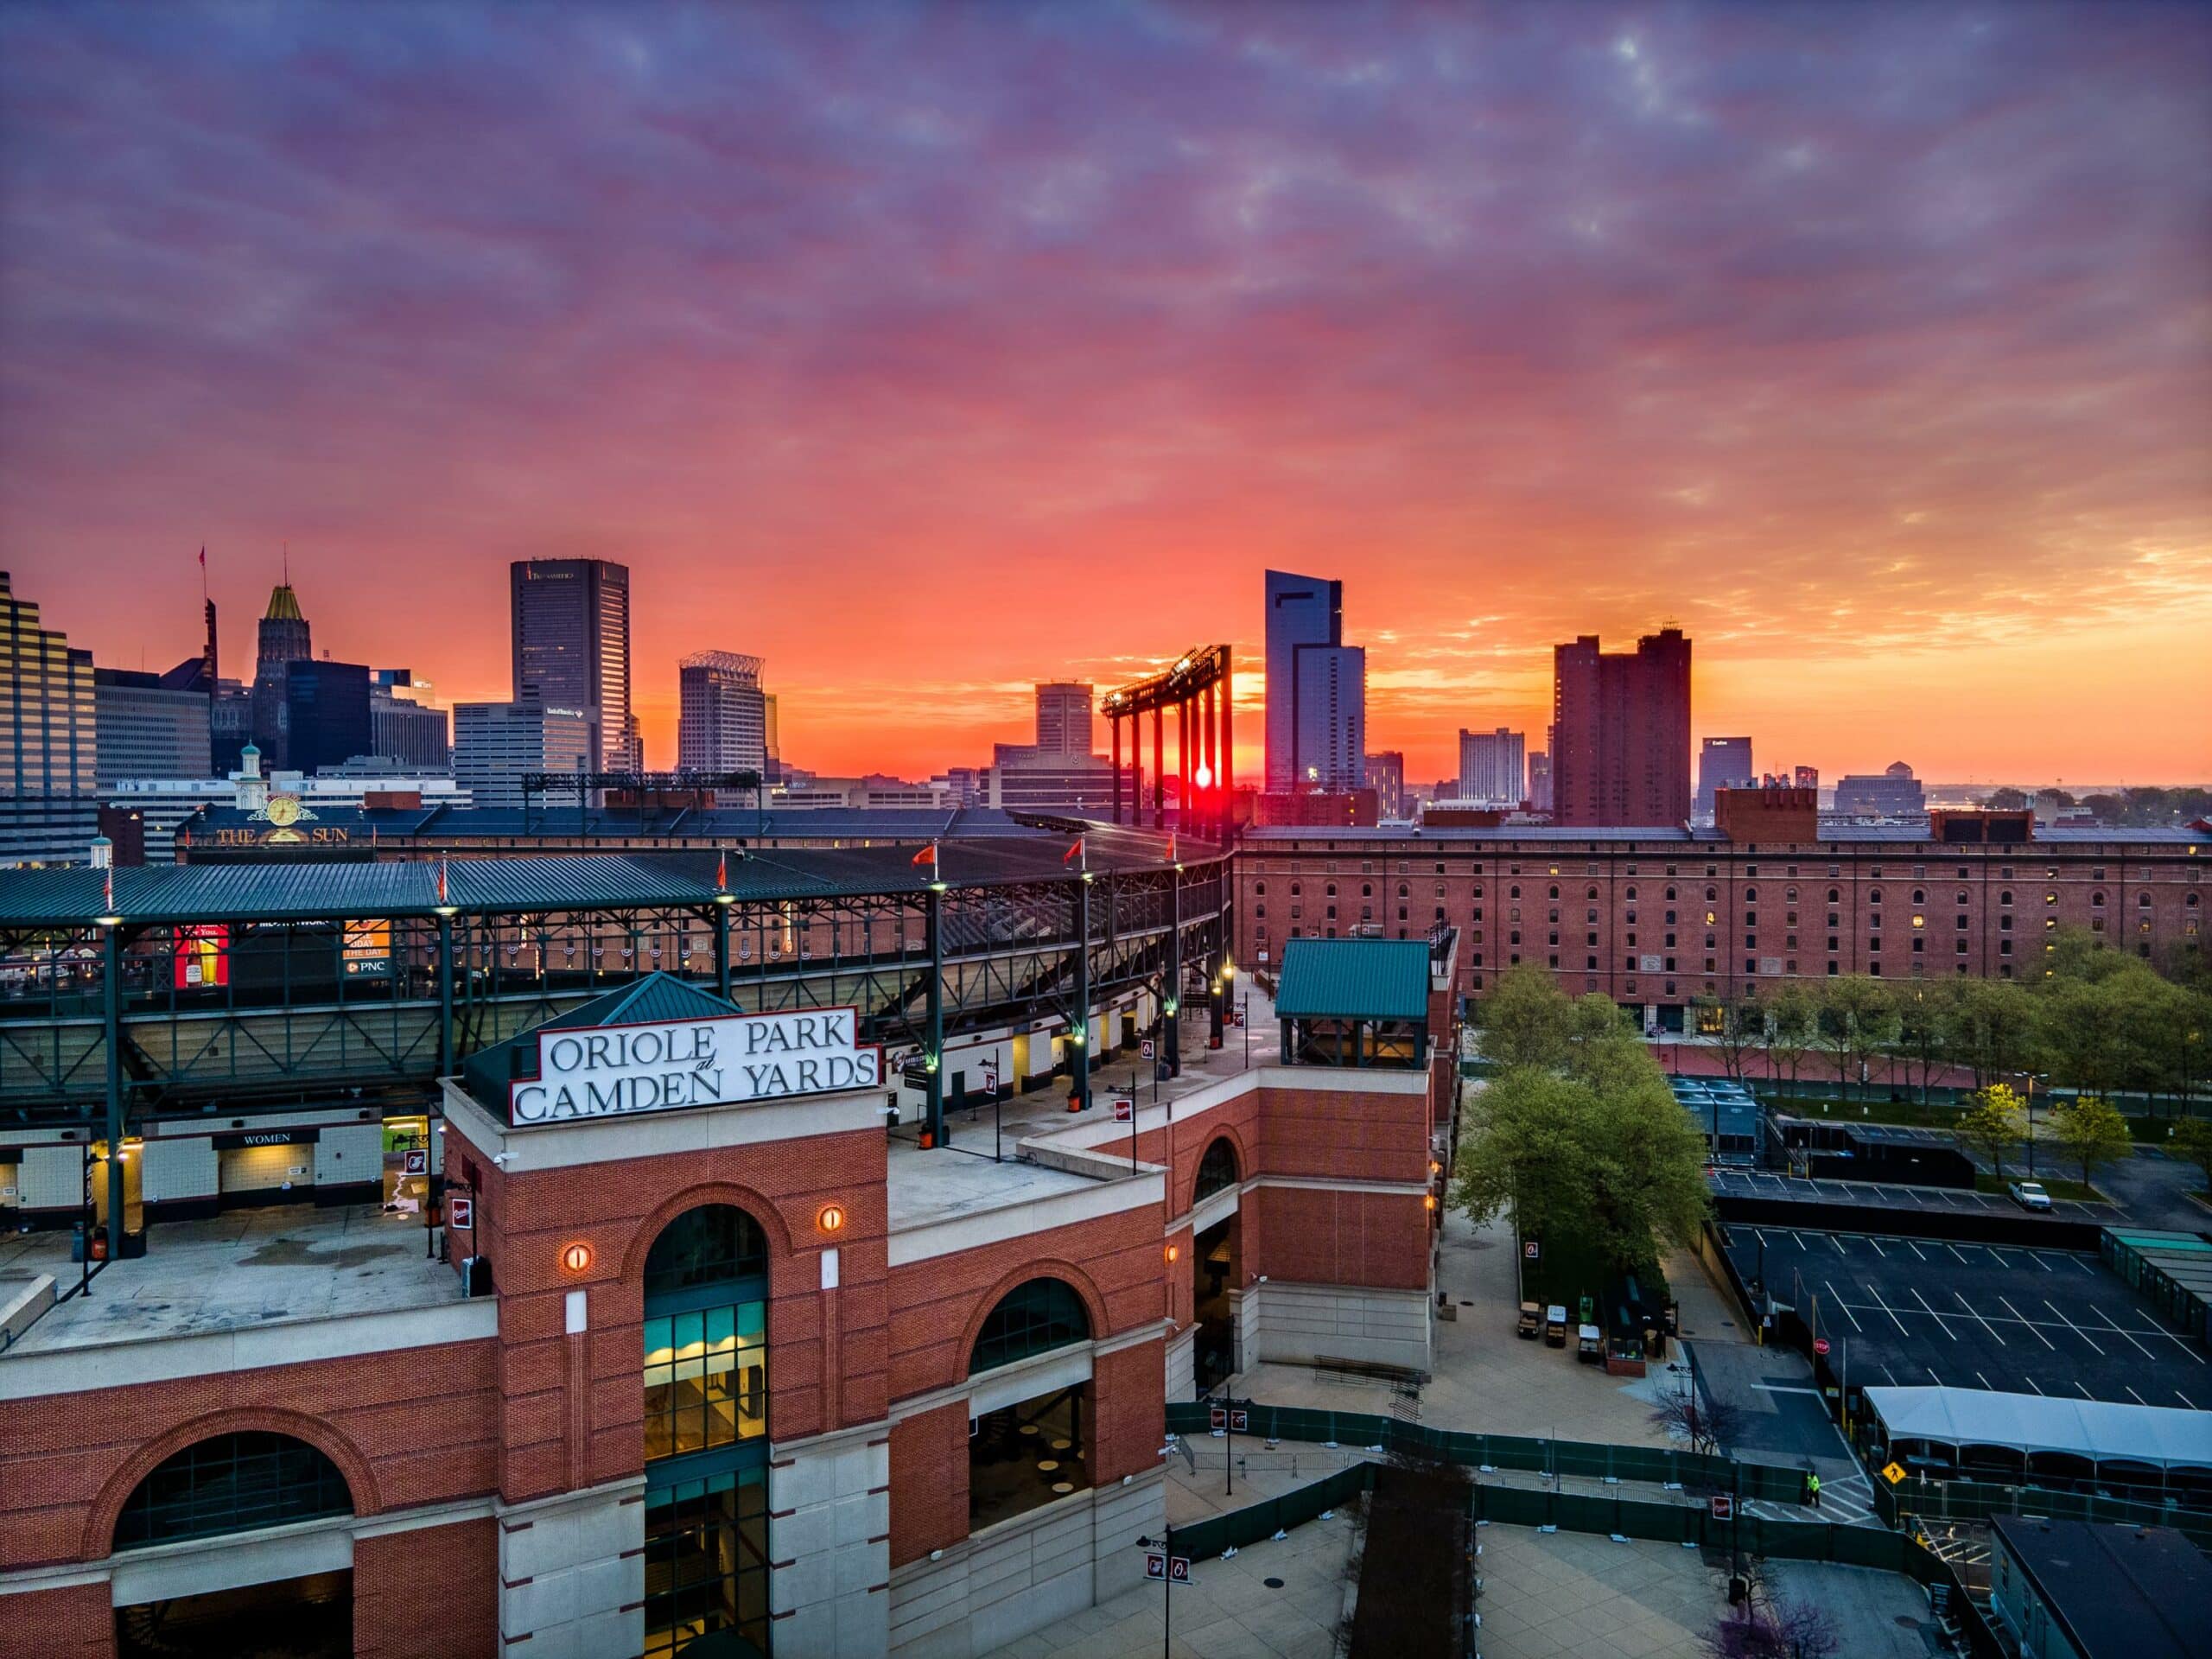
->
[[2025, 1071, 2046, 1179]]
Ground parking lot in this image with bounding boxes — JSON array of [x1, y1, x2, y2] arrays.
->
[[1719, 1225, 2210, 1408], [1712, 1167, 2120, 1224]]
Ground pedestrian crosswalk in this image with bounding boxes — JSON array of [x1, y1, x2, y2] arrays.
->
[[1741, 1468, 1877, 1528]]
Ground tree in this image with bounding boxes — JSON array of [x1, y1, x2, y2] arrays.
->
[[1764, 982, 1818, 1099], [1819, 976, 1897, 1099], [2037, 974, 2134, 1096], [1474, 962, 1574, 1070], [1892, 980, 1957, 1104], [1984, 787, 2029, 811], [1697, 989, 1766, 1085], [1705, 1599, 1840, 1659], [1649, 1374, 1744, 1458], [2048, 1095, 2131, 1190], [1955, 1084, 2027, 1184], [2172, 1116, 2212, 1195], [1946, 977, 2040, 1088], [1453, 1012, 1710, 1275]]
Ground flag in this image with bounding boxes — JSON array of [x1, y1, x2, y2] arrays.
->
[[1166, 834, 1177, 862], [103, 865, 114, 914], [1063, 837, 1085, 867], [715, 851, 728, 890], [436, 857, 448, 906], [912, 842, 937, 869], [197, 546, 206, 569]]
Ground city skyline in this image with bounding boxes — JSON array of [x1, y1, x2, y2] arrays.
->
[[3, 3, 2209, 785]]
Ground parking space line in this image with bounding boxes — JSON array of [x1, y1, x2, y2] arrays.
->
[[2177, 1389, 2196, 1409], [1953, 1291, 2005, 1348], [2126, 1387, 2148, 1406], [1829, 1234, 1849, 1255], [2023, 1375, 2046, 1395], [2008, 1300, 2052, 1353], [2024, 1252, 2055, 1273], [1909, 1287, 1960, 1340], [1863, 1283, 1911, 1335], [1944, 1243, 1970, 1264], [2093, 1304, 2203, 1365], [1824, 1281, 1864, 1333], [1904, 1239, 1928, 1262], [2032, 1299, 2095, 1355], [1976, 1371, 1994, 1390], [1867, 1236, 1887, 1258]]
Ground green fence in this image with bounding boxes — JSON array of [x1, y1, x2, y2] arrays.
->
[[1462, 1482, 1906, 1570], [1171, 1461, 1376, 1561], [1165, 1402, 1811, 1506], [1872, 1471, 2212, 1545]]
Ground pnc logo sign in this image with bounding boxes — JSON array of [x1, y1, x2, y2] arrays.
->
[[510, 1008, 880, 1124]]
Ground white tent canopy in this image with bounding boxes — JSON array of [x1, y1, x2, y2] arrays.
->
[[1865, 1385, 2212, 1470]]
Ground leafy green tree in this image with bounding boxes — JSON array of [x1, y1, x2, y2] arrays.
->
[[1945, 977, 2040, 1088], [1475, 962, 1574, 1070], [1955, 1084, 2027, 1183], [1765, 982, 1819, 1099], [1893, 980, 1957, 1104], [2047, 1095, 2132, 1189], [1454, 992, 1709, 1275], [1983, 787, 2029, 811], [1818, 976, 1897, 1099], [2171, 1116, 2212, 1196], [2037, 974, 2133, 1096]]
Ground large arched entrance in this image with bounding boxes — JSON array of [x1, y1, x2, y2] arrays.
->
[[967, 1277, 1093, 1529], [640, 1203, 773, 1659], [111, 1432, 355, 1659], [1192, 1139, 1242, 1390]]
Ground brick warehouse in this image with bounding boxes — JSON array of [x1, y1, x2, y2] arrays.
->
[[0, 839, 1450, 1659], [1236, 791, 2209, 1026]]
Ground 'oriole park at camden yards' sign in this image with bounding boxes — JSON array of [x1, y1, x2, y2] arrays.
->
[[509, 1007, 881, 1124]]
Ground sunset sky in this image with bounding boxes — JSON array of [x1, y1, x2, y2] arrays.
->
[[3, 3, 2208, 786]]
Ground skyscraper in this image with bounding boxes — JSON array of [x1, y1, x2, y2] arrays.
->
[[1263, 569, 1365, 791], [0, 570, 97, 863], [1528, 749, 1554, 813], [1550, 628, 1692, 827], [1695, 736, 1755, 823], [1363, 751, 1406, 818], [677, 652, 769, 775], [251, 580, 311, 768], [510, 559, 633, 772], [93, 669, 212, 782], [283, 658, 373, 774], [1457, 728, 1526, 805], [1033, 682, 1094, 757]]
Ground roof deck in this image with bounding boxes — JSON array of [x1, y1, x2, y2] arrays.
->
[[885, 987, 1283, 1239], [0, 1203, 467, 1363]]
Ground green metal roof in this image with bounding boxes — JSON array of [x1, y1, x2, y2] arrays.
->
[[1272, 937, 1432, 1021], [463, 972, 741, 1111]]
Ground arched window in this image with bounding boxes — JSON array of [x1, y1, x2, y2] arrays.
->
[[1705, 887, 1717, 902], [1625, 886, 1638, 900], [116, 1433, 351, 1551], [645, 1204, 766, 1305], [1586, 886, 1599, 900], [644, 1205, 770, 1463], [1194, 1138, 1239, 1202], [1827, 888, 1840, 904], [1913, 888, 1926, 905], [2139, 893, 2154, 909], [971, 1278, 1090, 1374], [1745, 887, 1759, 902]]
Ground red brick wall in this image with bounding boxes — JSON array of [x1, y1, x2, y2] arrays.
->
[[1089, 1338, 1165, 1485], [886, 1402, 969, 1568], [0, 1581, 109, 1659], [356, 1518, 498, 1659], [1258, 1084, 1429, 1186], [0, 1348, 499, 1572], [450, 1122, 892, 1504], [885, 1209, 1164, 1402], [1250, 1186, 1428, 1290], [1236, 837, 2208, 1003]]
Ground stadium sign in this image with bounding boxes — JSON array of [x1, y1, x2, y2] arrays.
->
[[512, 1007, 879, 1124]]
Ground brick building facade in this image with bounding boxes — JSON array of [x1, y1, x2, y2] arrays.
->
[[1237, 804, 2209, 1025], [0, 946, 1446, 1658]]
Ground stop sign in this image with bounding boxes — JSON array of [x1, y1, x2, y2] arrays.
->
[[1812, 1338, 1830, 1357]]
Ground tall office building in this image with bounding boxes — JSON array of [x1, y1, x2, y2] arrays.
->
[[1550, 628, 1692, 827], [762, 693, 783, 784], [369, 671, 449, 770], [282, 659, 373, 774], [677, 652, 769, 775], [1456, 727, 1526, 805], [1528, 749, 1554, 814], [1834, 761, 1925, 817], [1695, 736, 1755, 823], [0, 570, 98, 863], [93, 669, 213, 782], [1263, 569, 1365, 791], [454, 702, 594, 810], [1034, 682, 1094, 757], [1794, 765, 1820, 791], [250, 581, 312, 768], [511, 560, 633, 772]]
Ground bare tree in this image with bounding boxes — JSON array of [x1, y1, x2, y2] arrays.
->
[[1703, 1598, 1841, 1659], [1649, 1377, 1744, 1458]]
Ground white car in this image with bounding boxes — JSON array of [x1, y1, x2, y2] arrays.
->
[[2009, 1179, 2053, 1211]]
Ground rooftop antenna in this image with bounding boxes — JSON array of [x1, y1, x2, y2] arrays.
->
[[283, 541, 290, 586]]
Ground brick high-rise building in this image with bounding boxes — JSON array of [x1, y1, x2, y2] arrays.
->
[[1551, 629, 1691, 827], [677, 651, 769, 776], [1696, 736, 1754, 824], [1457, 728, 1525, 806]]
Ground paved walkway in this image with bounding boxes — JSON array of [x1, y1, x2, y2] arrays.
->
[[981, 1505, 1358, 1659]]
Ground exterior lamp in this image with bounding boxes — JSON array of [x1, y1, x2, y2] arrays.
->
[[817, 1203, 846, 1235], [714, 893, 736, 906], [98, 914, 124, 930], [434, 905, 460, 918], [923, 1052, 939, 1075], [1070, 1030, 1086, 1047], [1166, 1243, 1179, 1263], [561, 1242, 594, 1274], [1165, 997, 1179, 1016]]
